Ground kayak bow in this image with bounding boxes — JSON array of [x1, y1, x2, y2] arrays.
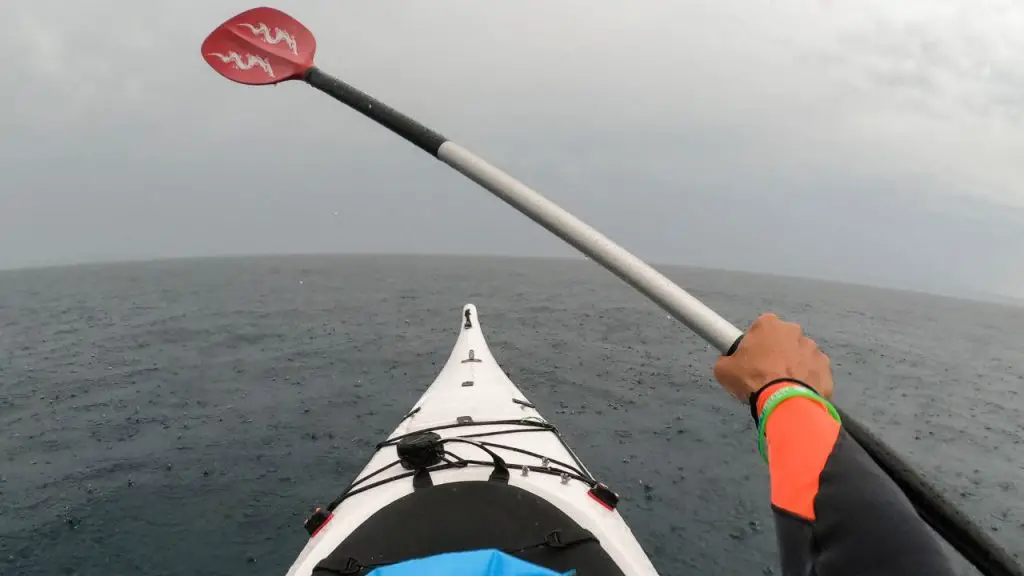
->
[[286, 304, 657, 575]]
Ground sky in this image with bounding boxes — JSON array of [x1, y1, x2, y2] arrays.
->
[[3, 0, 1023, 300]]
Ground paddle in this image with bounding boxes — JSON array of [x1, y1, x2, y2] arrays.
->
[[202, 8, 1021, 576]]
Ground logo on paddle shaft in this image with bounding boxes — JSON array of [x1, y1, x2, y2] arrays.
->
[[206, 52, 275, 77], [238, 22, 299, 55]]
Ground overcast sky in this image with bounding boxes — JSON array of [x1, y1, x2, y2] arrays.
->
[[3, 0, 1022, 299]]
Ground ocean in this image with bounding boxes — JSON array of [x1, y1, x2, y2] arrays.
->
[[1, 255, 1021, 575]]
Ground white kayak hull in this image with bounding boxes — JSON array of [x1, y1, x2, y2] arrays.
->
[[286, 304, 658, 575]]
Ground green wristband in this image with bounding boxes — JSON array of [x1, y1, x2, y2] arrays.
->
[[757, 386, 841, 463]]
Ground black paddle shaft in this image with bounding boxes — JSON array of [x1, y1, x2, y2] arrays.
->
[[727, 342, 1021, 575], [841, 410, 1023, 576], [304, 67, 446, 156]]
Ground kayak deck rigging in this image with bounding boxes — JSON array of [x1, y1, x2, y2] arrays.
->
[[286, 304, 658, 576], [328, 417, 600, 510]]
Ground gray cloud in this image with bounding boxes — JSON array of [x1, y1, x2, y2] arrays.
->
[[2, 0, 1022, 300]]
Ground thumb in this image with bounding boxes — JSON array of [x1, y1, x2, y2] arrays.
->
[[712, 354, 734, 385], [713, 354, 752, 402]]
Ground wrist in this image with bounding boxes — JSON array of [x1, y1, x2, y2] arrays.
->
[[755, 385, 842, 463], [748, 378, 821, 424]]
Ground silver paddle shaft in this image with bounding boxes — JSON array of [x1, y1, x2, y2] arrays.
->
[[302, 66, 742, 352], [438, 142, 743, 353]]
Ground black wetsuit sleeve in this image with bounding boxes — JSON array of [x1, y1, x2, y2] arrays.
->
[[755, 383, 955, 576], [771, 428, 956, 576]]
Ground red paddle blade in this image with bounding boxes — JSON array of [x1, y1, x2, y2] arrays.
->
[[201, 7, 316, 85]]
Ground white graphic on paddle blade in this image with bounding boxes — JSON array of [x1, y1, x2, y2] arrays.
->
[[238, 22, 298, 55], [207, 52, 275, 78]]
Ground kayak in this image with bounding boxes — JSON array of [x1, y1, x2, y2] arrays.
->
[[285, 304, 659, 575]]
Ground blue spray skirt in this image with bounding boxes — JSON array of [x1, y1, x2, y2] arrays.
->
[[368, 549, 575, 576]]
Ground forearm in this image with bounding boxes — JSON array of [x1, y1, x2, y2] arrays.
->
[[760, 384, 954, 576]]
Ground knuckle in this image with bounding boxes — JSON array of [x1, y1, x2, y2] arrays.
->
[[750, 312, 778, 330]]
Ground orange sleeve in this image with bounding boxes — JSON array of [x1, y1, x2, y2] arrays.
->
[[757, 383, 841, 520]]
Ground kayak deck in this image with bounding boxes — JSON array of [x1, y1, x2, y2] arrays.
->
[[286, 304, 658, 575], [313, 479, 624, 573]]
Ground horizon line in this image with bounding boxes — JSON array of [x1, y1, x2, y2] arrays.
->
[[1, 250, 1020, 310]]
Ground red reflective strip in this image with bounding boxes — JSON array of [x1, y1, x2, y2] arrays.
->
[[310, 512, 334, 538], [588, 490, 614, 511]]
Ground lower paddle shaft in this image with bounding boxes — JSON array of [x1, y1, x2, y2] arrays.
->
[[304, 66, 744, 353]]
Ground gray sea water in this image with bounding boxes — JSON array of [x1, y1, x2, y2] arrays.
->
[[1, 255, 1022, 576]]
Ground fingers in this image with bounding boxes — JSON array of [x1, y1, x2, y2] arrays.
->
[[799, 336, 830, 366], [716, 312, 832, 403]]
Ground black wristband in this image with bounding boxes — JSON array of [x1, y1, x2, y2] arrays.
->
[[748, 378, 820, 425]]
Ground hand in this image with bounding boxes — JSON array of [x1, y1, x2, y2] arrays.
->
[[713, 313, 834, 402]]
